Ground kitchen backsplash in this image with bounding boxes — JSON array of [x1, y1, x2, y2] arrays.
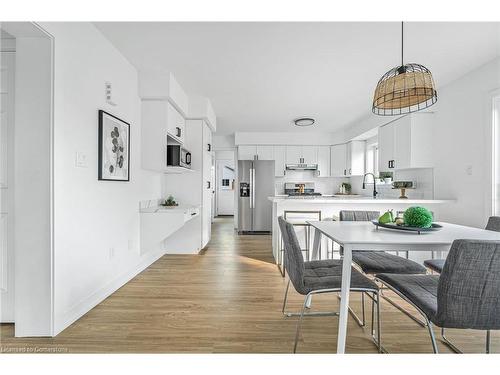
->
[[350, 168, 434, 199], [275, 170, 349, 195], [276, 168, 434, 199]]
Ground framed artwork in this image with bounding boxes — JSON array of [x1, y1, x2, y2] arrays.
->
[[98, 110, 130, 181]]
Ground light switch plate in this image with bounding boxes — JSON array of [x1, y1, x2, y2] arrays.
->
[[466, 165, 473, 176], [76, 152, 89, 168]]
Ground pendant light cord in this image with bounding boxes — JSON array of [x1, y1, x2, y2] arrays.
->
[[401, 21, 404, 66]]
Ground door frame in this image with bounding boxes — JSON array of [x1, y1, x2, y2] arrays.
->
[[0, 22, 55, 336]]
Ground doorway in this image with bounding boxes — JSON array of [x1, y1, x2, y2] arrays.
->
[[215, 152, 236, 216]]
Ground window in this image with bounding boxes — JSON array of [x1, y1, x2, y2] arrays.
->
[[365, 143, 379, 177]]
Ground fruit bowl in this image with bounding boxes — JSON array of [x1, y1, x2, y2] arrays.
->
[[371, 220, 442, 234]]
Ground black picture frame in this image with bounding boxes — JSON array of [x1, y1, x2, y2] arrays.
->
[[98, 110, 131, 181]]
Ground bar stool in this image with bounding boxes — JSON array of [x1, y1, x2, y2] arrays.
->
[[278, 210, 321, 277]]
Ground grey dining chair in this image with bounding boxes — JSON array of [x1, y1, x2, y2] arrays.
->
[[339, 210, 428, 326], [278, 216, 382, 353], [424, 216, 500, 274], [421, 216, 500, 352], [376, 239, 500, 353]]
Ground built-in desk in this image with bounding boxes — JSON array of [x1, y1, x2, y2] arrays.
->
[[139, 202, 200, 254]]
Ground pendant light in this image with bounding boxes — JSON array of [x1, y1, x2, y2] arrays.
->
[[372, 22, 437, 116]]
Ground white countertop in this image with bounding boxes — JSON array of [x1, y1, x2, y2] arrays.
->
[[139, 204, 200, 213], [268, 196, 453, 204]]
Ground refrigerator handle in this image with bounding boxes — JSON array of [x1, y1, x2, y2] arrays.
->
[[249, 168, 254, 208], [252, 168, 256, 209]]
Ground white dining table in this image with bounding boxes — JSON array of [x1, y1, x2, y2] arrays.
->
[[307, 220, 500, 354]]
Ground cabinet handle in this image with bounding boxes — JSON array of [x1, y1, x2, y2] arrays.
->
[[176, 127, 181, 137], [207, 143, 211, 152], [318, 170, 321, 176], [207, 181, 211, 189], [388, 160, 392, 169], [349, 168, 351, 175], [344, 169, 346, 175], [392, 160, 395, 168]]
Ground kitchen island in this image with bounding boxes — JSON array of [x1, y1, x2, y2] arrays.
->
[[268, 196, 454, 263]]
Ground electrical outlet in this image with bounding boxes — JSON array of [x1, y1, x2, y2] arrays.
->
[[75, 152, 89, 168], [465, 165, 473, 176], [109, 247, 115, 259]]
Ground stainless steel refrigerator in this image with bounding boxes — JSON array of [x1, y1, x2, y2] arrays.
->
[[238, 160, 275, 233]]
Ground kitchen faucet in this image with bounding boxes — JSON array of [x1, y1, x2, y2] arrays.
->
[[362, 173, 378, 199]]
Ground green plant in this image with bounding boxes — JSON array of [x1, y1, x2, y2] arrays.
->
[[341, 182, 351, 193], [161, 195, 178, 207], [379, 171, 393, 179], [403, 206, 433, 228]]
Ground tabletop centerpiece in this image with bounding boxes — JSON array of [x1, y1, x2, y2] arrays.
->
[[372, 206, 441, 234]]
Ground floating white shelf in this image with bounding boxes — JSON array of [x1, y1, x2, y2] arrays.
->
[[164, 166, 195, 174]]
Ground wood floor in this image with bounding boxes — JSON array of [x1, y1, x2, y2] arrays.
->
[[0, 217, 496, 353]]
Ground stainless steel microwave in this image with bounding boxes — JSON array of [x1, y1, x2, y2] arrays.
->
[[167, 145, 192, 169]]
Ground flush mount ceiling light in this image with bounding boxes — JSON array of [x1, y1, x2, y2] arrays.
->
[[372, 22, 437, 116], [294, 117, 315, 127]]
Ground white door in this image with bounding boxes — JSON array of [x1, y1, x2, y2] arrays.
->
[[273, 145, 286, 177], [286, 146, 302, 164], [301, 146, 317, 164], [237, 145, 257, 160], [394, 116, 411, 170], [0, 50, 15, 322], [256, 145, 273, 160], [316, 146, 330, 177], [378, 122, 395, 172], [330, 144, 347, 177]]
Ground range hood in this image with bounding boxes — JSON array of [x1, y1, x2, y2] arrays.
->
[[285, 163, 318, 171]]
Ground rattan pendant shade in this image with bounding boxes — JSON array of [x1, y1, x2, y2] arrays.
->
[[372, 23, 437, 116]]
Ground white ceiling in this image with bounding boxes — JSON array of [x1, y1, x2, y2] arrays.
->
[[95, 22, 500, 135]]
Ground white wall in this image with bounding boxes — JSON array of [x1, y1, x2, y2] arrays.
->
[[39, 23, 162, 335], [432, 58, 500, 227]]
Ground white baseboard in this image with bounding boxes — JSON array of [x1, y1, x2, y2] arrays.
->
[[53, 247, 167, 336]]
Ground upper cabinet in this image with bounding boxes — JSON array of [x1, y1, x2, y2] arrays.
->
[[316, 146, 331, 177], [273, 146, 286, 177], [378, 113, 434, 172], [166, 102, 186, 144], [256, 145, 274, 160], [330, 141, 365, 177], [285, 145, 317, 164], [237, 145, 257, 160], [139, 71, 188, 116]]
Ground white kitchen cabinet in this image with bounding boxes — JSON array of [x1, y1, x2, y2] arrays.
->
[[256, 145, 274, 160], [301, 146, 317, 164], [347, 141, 366, 176], [378, 113, 434, 172], [330, 141, 365, 177], [202, 121, 213, 248], [167, 102, 185, 144], [316, 146, 331, 177], [330, 143, 347, 177], [378, 120, 395, 172], [141, 99, 188, 172], [238, 145, 257, 160], [285, 146, 303, 164], [273, 146, 286, 177], [285, 145, 318, 164]]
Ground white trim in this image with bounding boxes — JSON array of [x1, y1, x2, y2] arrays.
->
[[54, 247, 167, 335], [489, 88, 500, 217]]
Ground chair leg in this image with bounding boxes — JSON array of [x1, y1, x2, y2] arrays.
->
[[486, 330, 491, 354], [361, 292, 366, 326], [282, 279, 291, 315], [376, 292, 382, 353], [427, 321, 439, 353], [293, 294, 310, 353], [441, 327, 462, 353]]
